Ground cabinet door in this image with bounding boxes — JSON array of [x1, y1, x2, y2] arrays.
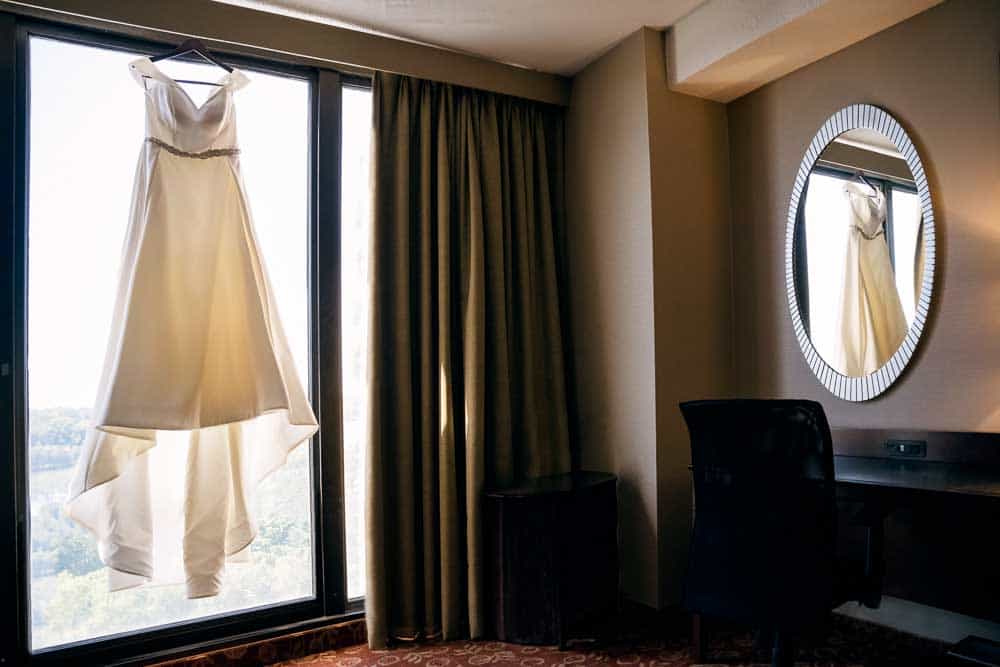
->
[[486, 495, 560, 643], [559, 482, 618, 635]]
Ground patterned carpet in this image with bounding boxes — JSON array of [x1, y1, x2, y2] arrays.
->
[[275, 615, 946, 667]]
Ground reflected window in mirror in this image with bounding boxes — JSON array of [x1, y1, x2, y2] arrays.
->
[[891, 188, 922, 323], [789, 115, 932, 395], [787, 106, 934, 401]]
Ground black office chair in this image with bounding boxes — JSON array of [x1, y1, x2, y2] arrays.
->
[[680, 399, 864, 667]]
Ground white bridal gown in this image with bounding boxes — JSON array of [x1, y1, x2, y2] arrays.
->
[[834, 182, 908, 377], [66, 58, 318, 598]]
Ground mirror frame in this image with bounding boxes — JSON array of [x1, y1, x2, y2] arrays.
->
[[786, 104, 935, 401]]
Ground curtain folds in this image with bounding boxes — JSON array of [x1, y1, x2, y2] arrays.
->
[[365, 72, 572, 648]]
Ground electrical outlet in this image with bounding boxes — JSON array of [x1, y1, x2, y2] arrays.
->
[[885, 439, 926, 458]]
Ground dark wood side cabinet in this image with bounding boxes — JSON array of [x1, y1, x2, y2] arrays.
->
[[484, 471, 618, 647]]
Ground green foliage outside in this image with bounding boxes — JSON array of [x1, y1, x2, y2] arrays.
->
[[29, 407, 314, 650], [29, 407, 89, 471]]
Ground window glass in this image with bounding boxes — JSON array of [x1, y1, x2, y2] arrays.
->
[[803, 171, 853, 369], [340, 85, 372, 601], [27, 36, 313, 650], [891, 188, 922, 326]]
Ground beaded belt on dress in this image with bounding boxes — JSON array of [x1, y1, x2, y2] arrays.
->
[[146, 137, 240, 159], [852, 224, 886, 241]]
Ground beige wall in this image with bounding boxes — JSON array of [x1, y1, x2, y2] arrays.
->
[[566, 27, 733, 608], [668, 0, 946, 102], [568, 0, 999, 613], [644, 29, 732, 606], [566, 29, 660, 607], [729, 0, 1000, 430]]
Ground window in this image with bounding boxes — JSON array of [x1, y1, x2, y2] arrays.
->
[[26, 35, 313, 651], [802, 171, 854, 363], [340, 85, 373, 602], [890, 188, 922, 324], [800, 168, 921, 369], [1, 19, 372, 664]]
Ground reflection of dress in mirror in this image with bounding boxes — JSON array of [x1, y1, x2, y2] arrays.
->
[[834, 182, 908, 377]]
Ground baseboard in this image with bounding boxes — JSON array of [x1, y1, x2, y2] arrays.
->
[[835, 596, 1000, 645]]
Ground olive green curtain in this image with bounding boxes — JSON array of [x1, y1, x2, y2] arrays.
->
[[365, 72, 572, 649]]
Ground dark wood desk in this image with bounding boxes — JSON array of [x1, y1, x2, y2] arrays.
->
[[831, 431, 1000, 626], [835, 455, 1000, 499]]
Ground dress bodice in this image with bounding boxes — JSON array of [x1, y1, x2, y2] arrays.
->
[[129, 57, 249, 154], [844, 181, 887, 239]]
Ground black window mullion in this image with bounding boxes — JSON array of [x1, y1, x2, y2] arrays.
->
[[314, 67, 348, 615], [885, 181, 896, 268], [794, 183, 810, 336], [0, 10, 29, 666]]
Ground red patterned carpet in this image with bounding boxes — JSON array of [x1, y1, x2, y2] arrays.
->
[[275, 616, 945, 667]]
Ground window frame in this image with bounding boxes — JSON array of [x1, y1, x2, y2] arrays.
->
[[809, 164, 919, 267], [0, 14, 368, 665], [793, 163, 919, 335]]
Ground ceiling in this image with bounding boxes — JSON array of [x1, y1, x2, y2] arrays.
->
[[837, 128, 904, 159], [213, 0, 707, 75]]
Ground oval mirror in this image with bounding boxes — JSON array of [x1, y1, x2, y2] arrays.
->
[[786, 104, 935, 401]]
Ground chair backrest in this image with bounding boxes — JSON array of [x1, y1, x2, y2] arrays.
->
[[679, 399, 837, 629]]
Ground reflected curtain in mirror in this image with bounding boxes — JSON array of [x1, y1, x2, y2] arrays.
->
[[366, 72, 572, 649]]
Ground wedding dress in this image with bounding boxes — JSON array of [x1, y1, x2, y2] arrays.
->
[[66, 58, 318, 598], [834, 182, 908, 377]]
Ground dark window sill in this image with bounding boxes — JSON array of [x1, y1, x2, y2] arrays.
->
[[112, 610, 366, 667]]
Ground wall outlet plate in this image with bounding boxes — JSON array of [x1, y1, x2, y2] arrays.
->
[[884, 439, 927, 458]]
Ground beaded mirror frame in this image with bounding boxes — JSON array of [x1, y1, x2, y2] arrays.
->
[[786, 104, 935, 401]]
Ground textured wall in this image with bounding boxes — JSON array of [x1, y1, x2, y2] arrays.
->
[[728, 0, 1000, 430], [565, 29, 660, 607], [565, 27, 734, 608], [643, 28, 733, 606]]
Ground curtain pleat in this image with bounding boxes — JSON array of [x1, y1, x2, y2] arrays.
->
[[366, 72, 572, 649]]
